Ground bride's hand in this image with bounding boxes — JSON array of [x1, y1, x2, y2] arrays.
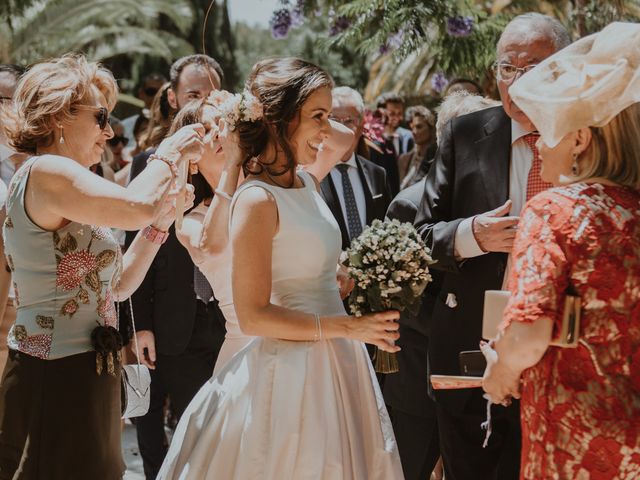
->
[[345, 310, 401, 353]]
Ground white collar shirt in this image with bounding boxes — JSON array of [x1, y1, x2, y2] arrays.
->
[[329, 153, 367, 236]]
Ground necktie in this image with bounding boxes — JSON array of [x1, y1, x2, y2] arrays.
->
[[194, 265, 213, 303], [523, 133, 553, 201], [336, 164, 363, 241]]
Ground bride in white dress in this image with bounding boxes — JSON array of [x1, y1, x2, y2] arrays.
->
[[158, 57, 404, 480], [172, 93, 354, 375]]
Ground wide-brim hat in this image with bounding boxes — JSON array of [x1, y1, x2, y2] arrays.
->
[[510, 22, 640, 147]]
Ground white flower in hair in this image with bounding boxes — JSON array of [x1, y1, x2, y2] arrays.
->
[[206, 89, 263, 131]]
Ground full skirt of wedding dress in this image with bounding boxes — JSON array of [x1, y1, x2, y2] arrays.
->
[[157, 336, 403, 480]]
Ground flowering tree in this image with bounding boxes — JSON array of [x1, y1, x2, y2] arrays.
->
[[269, 0, 640, 98]]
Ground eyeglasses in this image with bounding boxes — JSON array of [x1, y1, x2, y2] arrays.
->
[[107, 135, 129, 146], [76, 106, 110, 130], [493, 62, 538, 82], [143, 87, 159, 97]]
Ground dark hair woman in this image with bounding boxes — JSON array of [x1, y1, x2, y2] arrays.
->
[[158, 57, 403, 479]]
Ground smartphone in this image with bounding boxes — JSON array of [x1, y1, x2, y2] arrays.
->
[[459, 350, 487, 377]]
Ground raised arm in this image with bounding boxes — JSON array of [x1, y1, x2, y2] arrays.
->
[[29, 124, 204, 231], [230, 186, 401, 352], [303, 119, 354, 182]]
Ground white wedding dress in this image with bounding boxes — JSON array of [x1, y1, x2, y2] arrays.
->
[[157, 171, 403, 480]]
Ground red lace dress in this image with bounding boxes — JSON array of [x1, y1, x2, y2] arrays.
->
[[502, 182, 640, 480]]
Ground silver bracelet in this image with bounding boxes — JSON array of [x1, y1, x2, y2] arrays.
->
[[214, 189, 233, 201]]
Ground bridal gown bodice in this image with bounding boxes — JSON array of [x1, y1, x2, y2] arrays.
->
[[194, 170, 346, 371], [158, 170, 403, 480]]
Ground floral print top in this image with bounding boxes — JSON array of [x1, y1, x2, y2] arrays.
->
[[3, 157, 120, 360], [502, 183, 640, 480]]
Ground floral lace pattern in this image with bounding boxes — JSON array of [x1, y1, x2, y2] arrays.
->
[[54, 226, 117, 327], [503, 183, 640, 479]]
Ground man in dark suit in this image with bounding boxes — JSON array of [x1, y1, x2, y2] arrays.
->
[[384, 178, 442, 480], [414, 13, 571, 480], [321, 86, 391, 251], [385, 96, 502, 480], [127, 54, 227, 480]]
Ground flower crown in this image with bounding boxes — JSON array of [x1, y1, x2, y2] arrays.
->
[[206, 89, 263, 131]]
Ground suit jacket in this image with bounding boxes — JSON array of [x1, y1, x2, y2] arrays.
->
[[383, 178, 443, 418], [125, 150, 198, 356], [414, 106, 511, 413], [320, 155, 392, 251]]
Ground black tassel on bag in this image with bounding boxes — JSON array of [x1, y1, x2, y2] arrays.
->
[[91, 325, 123, 376]]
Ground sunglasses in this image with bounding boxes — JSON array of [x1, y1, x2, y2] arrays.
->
[[76, 105, 110, 130], [108, 135, 129, 146], [144, 87, 159, 97]]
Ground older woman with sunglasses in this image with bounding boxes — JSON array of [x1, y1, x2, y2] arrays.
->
[[0, 54, 203, 479]]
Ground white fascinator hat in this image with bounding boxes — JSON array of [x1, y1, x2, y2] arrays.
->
[[509, 22, 640, 148]]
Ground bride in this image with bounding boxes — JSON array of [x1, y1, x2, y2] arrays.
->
[[170, 83, 354, 375], [158, 57, 404, 479]]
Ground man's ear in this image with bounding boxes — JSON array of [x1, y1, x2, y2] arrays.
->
[[167, 88, 178, 110]]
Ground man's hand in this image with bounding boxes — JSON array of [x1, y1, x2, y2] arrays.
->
[[131, 329, 156, 369], [472, 200, 520, 253]]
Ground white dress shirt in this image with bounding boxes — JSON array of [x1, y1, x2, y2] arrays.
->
[[454, 120, 535, 259], [329, 154, 367, 231]]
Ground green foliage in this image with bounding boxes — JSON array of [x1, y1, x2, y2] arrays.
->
[[1, 0, 195, 65], [276, 0, 640, 97], [234, 14, 369, 92]]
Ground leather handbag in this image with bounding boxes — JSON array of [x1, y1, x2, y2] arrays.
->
[[121, 297, 151, 419]]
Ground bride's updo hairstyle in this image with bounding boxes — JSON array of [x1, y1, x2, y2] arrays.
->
[[236, 57, 333, 183]]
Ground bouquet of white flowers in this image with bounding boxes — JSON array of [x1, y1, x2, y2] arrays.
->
[[345, 219, 433, 373]]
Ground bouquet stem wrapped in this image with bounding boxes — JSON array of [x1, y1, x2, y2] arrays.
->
[[345, 219, 433, 374]]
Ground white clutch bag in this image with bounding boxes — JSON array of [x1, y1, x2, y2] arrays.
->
[[120, 297, 151, 419], [122, 364, 151, 419]]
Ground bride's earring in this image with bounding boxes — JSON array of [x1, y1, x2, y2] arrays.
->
[[58, 125, 65, 145], [571, 153, 579, 176]]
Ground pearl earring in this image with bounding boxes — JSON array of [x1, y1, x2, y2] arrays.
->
[[571, 153, 579, 176], [59, 125, 65, 145]]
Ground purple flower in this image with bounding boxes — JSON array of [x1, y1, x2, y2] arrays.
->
[[446, 16, 474, 37], [431, 72, 449, 94], [379, 30, 404, 55], [291, 0, 305, 27], [270, 8, 292, 39], [329, 15, 350, 36]]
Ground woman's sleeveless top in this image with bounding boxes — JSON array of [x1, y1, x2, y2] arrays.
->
[[3, 156, 120, 360]]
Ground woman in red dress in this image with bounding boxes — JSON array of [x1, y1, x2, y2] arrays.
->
[[482, 23, 640, 479]]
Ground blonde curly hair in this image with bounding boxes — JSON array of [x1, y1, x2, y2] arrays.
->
[[3, 54, 118, 154]]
